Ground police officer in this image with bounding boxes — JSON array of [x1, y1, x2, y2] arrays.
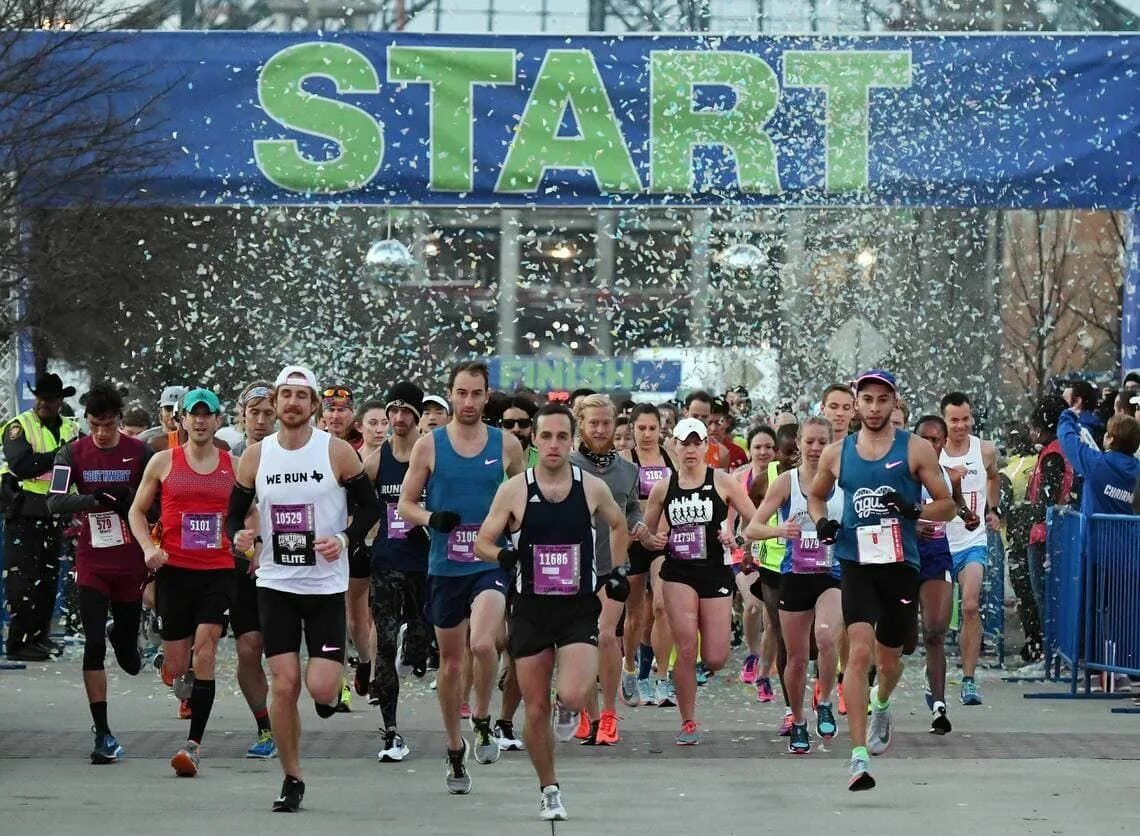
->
[[3, 373, 80, 661]]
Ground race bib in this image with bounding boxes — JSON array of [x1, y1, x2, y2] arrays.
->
[[856, 519, 904, 565], [88, 511, 128, 549], [963, 490, 979, 514], [791, 532, 831, 573], [532, 544, 581, 595], [668, 525, 706, 561], [271, 503, 316, 566], [446, 524, 480, 563], [638, 465, 667, 499], [181, 512, 222, 551], [386, 502, 411, 541], [918, 519, 946, 538]]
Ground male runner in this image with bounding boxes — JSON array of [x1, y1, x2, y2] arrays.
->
[[128, 388, 237, 777], [475, 403, 630, 821], [138, 386, 186, 446], [364, 381, 431, 762], [502, 394, 539, 468], [709, 398, 748, 469], [821, 383, 856, 438], [47, 383, 151, 763], [226, 365, 381, 812], [810, 370, 954, 790], [398, 360, 525, 794], [939, 392, 999, 706], [230, 380, 278, 758], [684, 390, 729, 469], [421, 395, 450, 432]]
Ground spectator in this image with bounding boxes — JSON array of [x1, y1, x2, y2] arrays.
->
[[1024, 396, 1074, 633], [1063, 379, 1105, 449], [1114, 390, 1137, 418], [121, 404, 151, 438], [1000, 420, 1041, 662], [710, 397, 748, 469], [1057, 409, 1140, 516]]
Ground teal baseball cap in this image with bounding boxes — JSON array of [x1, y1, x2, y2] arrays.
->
[[183, 388, 221, 414]]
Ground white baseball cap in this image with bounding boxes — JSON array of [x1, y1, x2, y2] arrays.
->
[[673, 417, 708, 441], [274, 365, 318, 391], [422, 394, 450, 413], [160, 386, 188, 408]]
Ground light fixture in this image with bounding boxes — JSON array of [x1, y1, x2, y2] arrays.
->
[[717, 242, 767, 274], [365, 239, 416, 272], [856, 248, 877, 270], [545, 242, 576, 260]]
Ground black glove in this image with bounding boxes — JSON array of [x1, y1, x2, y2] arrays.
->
[[95, 488, 132, 518], [497, 548, 519, 574], [406, 525, 430, 549], [815, 517, 841, 545], [428, 510, 462, 533], [604, 565, 630, 602], [880, 490, 921, 520]]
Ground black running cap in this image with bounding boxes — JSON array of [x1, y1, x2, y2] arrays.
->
[[385, 381, 424, 419]]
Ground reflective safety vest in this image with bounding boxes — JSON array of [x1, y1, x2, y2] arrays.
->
[[1, 410, 80, 494]]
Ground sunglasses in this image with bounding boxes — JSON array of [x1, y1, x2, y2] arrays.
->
[[321, 388, 353, 400], [501, 418, 533, 430]]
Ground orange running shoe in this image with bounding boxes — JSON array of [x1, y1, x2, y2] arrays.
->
[[595, 710, 620, 745], [812, 679, 822, 711], [178, 698, 192, 720], [161, 664, 175, 688], [837, 682, 848, 716], [573, 708, 592, 740]]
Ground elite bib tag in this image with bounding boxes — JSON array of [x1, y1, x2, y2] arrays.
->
[[532, 544, 581, 595], [271, 503, 316, 566]]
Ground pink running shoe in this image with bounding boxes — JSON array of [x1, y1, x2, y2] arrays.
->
[[460, 702, 472, 720], [756, 676, 775, 703], [778, 711, 794, 737], [739, 654, 760, 685]]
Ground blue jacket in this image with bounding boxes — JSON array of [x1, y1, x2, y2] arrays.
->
[[1058, 410, 1139, 516]]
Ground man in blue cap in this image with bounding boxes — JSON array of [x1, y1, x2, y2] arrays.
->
[[809, 369, 956, 792]]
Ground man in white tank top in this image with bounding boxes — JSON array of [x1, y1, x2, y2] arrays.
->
[[227, 365, 381, 813], [939, 392, 999, 707]]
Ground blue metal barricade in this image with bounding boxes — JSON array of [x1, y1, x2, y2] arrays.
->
[[1084, 514, 1140, 681], [982, 529, 1006, 666], [1044, 508, 1086, 694]]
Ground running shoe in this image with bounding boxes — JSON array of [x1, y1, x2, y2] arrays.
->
[[816, 702, 837, 739], [923, 667, 934, 710], [675, 719, 701, 746], [655, 678, 676, 708], [472, 716, 501, 764], [837, 681, 848, 715], [621, 668, 641, 707], [848, 755, 875, 791], [273, 776, 305, 812], [171, 741, 200, 777], [930, 702, 952, 735], [778, 710, 794, 737], [812, 679, 822, 711], [788, 721, 810, 754], [739, 654, 760, 684], [336, 679, 352, 712], [960, 678, 982, 706], [459, 701, 472, 720], [539, 785, 567, 821], [314, 687, 345, 719], [695, 661, 712, 686], [247, 729, 276, 759], [756, 676, 775, 703], [553, 701, 580, 742], [395, 624, 413, 678], [178, 698, 192, 720], [573, 708, 592, 740], [91, 728, 123, 764], [173, 671, 195, 700], [494, 720, 525, 751], [595, 709, 620, 745], [378, 729, 410, 762], [445, 738, 472, 795], [579, 718, 600, 746], [354, 661, 372, 697], [637, 678, 656, 706], [866, 688, 893, 756]]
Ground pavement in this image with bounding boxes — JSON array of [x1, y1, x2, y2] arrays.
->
[[1, 642, 1139, 835]]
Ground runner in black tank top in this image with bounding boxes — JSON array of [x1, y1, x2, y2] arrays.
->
[[474, 404, 630, 823], [643, 418, 756, 747]]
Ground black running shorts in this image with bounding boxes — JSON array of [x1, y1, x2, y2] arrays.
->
[[839, 561, 919, 649], [778, 572, 840, 613], [508, 594, 602, 659], [257, 587, 347, 662], [154, 566, 235, 642]]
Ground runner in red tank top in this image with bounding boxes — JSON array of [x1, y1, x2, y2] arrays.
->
[[129, 388, 235, 778]]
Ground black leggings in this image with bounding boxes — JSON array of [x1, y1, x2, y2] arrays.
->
[[78, 586, 142, 674], [370, 568, 430, 730]]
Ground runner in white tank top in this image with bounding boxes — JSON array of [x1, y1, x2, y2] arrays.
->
[[938, 393, 999, 707]]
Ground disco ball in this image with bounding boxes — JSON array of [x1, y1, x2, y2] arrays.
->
[[718, 242, 767, 273], [364, 239, 416, 273]]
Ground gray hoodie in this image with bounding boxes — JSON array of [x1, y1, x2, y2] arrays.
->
[[569, 450, 643, 574]]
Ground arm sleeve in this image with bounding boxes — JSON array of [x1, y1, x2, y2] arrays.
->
[[44, 444, 103, 515], [225, 482, 257, 542], [624, 475, 644, 530], [1057, 411, 1101, 478], [2, 423, 56, 479], [342, 470, 381, 549]]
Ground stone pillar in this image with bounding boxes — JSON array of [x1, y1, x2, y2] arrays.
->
[[595, 210, 616, 355], [498, 209, 520, 356], [689, 209, 712, 344]]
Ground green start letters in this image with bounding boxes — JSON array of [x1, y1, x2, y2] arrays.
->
[[253, 42, 912, 196]]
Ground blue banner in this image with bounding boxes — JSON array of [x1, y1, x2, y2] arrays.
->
[[1123, 212, 1140, 379], [8, 31, 1140, 209], [488, 356, 683, 392]]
